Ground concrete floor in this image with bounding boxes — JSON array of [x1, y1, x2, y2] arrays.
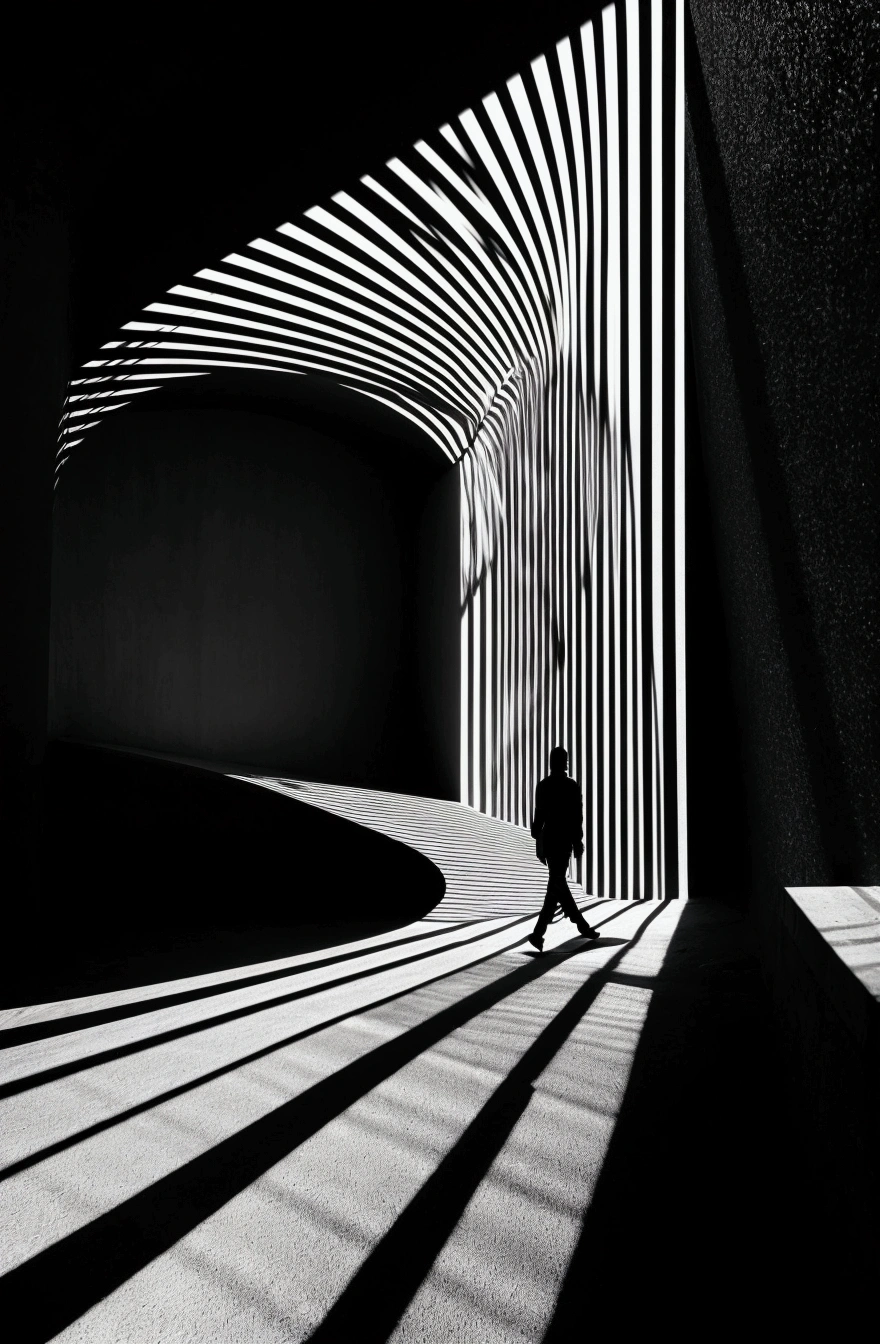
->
[[0, 781, 849, 1341]]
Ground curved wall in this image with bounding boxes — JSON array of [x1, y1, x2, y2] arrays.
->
[[49, 408, 459, 796]]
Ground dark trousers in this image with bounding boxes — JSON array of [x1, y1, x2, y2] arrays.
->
[[533, 850, 586, 939]]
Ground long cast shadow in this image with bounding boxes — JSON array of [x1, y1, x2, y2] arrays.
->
[[305, 902, 669, 1342], [0, 902, 644, 1343], [4, 897, 618, 1101], [542, 897, 860, 1337], [4, 894, 618, 1051], [0, 919, 480, 1051], [1, 904, 628, 1185], [0, 911, 582, 1103]]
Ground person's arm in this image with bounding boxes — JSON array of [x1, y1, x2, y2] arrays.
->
[[530, 780, 544, 840], [572, 781, 585, 857]]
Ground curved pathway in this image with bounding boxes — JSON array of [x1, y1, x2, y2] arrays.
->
[[0, 775, 688, 1343], [235, 774, 582, 922]]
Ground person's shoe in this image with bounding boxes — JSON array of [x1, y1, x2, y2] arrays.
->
[[527, 932, 545, 953], [577, 923, 600, 941]]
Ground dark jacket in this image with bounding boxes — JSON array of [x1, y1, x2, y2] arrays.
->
[[531, 771, 585, 860]]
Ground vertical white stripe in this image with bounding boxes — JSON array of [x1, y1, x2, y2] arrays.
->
[[584, 21, 603, 895], [627, 0, 644, 898], [674, 0, 688, 897], [461, 460, 472, 806], [605, 5, 623, 898], [485, 560, 493, 815], [472, 578, 482, 813], [651, 0, 666, 900]]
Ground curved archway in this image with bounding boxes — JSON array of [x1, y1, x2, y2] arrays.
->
[[57, 0, 685, 899]]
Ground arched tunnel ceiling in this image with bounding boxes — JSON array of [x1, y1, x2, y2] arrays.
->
[[42, 4, 610, 370], [58, 1, 618, 477]]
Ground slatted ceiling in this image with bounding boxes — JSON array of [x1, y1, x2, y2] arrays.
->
[[59, 0, 684, 900]]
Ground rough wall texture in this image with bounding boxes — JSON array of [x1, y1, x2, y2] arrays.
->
[[686, 0, 880, 1251], [49, 409, 458, 797], [686, 0, 880, 888]]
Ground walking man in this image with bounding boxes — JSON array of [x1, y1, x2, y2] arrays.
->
[[528, 746, 599, 952]]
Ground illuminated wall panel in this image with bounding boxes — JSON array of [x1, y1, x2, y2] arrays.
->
[[58, 0, 685, 898]]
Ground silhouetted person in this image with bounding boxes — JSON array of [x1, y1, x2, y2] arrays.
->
[[528, 746, 599, 953]]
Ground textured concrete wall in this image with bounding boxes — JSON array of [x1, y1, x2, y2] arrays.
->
[[49, 409, 458, 797], [686, 0, 880, 889], [686, 0, 880, 1251]]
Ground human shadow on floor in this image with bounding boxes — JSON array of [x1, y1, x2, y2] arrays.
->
[[518, 900, 648, 959], [522, 935, 630, 958]]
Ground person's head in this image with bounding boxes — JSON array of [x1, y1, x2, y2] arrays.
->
[[549, 745, 568, 774]]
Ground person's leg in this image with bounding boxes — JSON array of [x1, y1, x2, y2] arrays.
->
[[548, 853, 597, 935], [531, 881, 558, 944]]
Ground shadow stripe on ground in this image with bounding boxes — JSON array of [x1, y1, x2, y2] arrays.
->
[[0, 904, 666, 1343], [0, 905, 635, 1186]]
